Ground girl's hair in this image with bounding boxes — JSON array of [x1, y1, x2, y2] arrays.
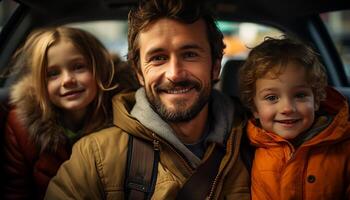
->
[[239, 36, 328, 111], [14, 26, 118, 134]]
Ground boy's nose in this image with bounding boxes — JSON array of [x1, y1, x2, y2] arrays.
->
[[280, 99, 296, 114]]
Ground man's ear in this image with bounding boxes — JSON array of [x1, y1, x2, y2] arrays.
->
[[212, 59, 221, 81], [137, 72, 145, 86]]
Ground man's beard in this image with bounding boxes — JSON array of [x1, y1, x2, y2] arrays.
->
[[145, 79, 211, 122]]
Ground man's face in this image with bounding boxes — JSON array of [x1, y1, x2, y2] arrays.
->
[[137, 18, 221, 122]]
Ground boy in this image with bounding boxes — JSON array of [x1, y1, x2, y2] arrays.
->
[[239, 37, 350, 199]]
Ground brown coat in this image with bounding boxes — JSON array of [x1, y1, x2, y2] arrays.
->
[[248, 87, 350, 200], [45, 91, 251, 200]]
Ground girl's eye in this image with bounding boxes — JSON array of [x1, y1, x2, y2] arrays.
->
[[47, 69, 60, 78], [265, 95, 279, 102], [73, 63, 86, 71]]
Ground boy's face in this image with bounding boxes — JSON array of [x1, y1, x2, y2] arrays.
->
[[253, 63, 316, 139]]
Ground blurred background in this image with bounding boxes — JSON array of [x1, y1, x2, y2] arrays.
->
[[1, 0, 349, 79]]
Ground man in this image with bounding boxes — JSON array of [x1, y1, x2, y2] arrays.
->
[[45, 0, 250, 199]]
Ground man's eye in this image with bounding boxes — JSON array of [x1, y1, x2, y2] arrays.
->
[[265, 95, 279, 102], [184, 52, 198, 58], [151, 55, 167, 61]]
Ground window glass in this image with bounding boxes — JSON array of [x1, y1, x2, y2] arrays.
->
[[67, 20, 283, 64], [217, 21, 283, 63], [67, 21, 128, 60], [321, 10, 350, 81], [0, 0, 18, 33]]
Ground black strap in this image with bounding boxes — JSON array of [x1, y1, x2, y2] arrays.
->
[[175, 145, 225, 200], [125, 135, 159, 200], [240, 129, 255, 174]]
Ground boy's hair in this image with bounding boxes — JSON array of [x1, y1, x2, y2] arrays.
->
[[239, 36, 327, 111], [127, 0, 225, 74], [13, 26, 117, 134]]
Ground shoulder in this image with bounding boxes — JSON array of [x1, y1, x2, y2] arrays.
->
[[67, 126, 130, 190], [5, 107, 30, 143], [73, 126, 130, 159]]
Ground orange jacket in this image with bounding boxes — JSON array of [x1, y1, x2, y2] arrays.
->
[[247, 87, 350, 200]]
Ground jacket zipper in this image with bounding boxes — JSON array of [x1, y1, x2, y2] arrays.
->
[[207, 133, 235, 200], [151, 133, 194, 173]]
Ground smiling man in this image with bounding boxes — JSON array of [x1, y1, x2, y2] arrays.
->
[[45, 0, 250, 199]]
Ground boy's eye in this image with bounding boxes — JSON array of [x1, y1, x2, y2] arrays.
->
[[295, 92, 307, 99], [265, 95, 279, 102]]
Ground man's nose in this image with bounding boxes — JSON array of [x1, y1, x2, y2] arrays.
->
[[165, 57, 186, 82]]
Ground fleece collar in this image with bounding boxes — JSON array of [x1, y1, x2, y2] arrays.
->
[[130, 88, 234, 168]]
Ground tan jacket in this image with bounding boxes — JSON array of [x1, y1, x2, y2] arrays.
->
[[45, 92, 250, 200]]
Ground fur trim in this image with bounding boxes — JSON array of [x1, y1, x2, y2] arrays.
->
[[10, 75, 68, 153]]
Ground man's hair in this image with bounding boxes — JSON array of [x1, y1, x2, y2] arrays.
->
[[127, 0, 225, 74], [239, 36, 328, 110]]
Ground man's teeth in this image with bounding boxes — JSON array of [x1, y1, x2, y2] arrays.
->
[[166, 88, 191, 94]]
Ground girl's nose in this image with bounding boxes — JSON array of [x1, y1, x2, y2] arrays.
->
[[62, 71, 77, 87]]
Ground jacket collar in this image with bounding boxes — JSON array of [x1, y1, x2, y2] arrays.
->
[[10, 75, 68, 153], [112, 88, 235, 168]]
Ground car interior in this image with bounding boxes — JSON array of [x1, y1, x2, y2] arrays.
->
[[0, 0, 349, 194]]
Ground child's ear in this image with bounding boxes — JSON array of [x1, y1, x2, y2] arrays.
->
[[253, 110, 259, 119], [137, 72, 145, 86]]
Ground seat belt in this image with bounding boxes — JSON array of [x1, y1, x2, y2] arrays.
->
[[175, 145, 225, 200], [125, 135, 159, 200]]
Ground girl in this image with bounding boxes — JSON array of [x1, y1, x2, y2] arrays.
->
[[239, 37, 350, 199], [3, 27, 119, 199]]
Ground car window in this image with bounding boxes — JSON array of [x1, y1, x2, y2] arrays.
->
[[218, 21, 283, 63], [67, 21, 129, 60], [321, 10, 350, 83], [67, 20, 283, 64], [0, 0, 18, 33]]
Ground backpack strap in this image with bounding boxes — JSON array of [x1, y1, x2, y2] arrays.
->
[[175, 144, 225, 200], [125, 135, 159, 200], [239, 129, 255, 174]]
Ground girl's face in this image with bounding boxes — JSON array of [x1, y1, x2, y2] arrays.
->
[[46, 40, 97, 118], [253, 63, 316, 139]]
